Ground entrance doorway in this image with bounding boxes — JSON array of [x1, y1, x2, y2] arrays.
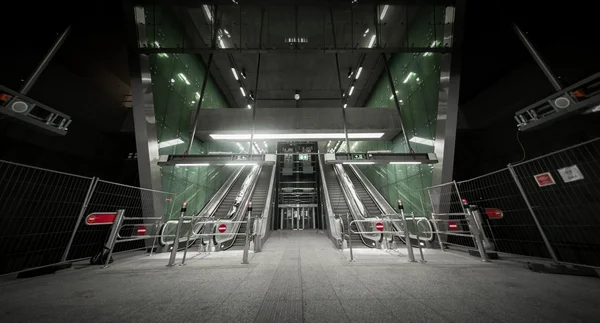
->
[[279, 206, 317, 230]]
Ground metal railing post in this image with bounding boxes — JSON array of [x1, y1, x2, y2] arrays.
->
[[242, 204, 252, 264], [347, 213, 355, 262], [507, 164, 559, 263], [410, 212, 426, 262], [256, 218, 263, 252], [167, 202, 188, 267], [102, 209, 126, 268], [180, 229, 192, 266], [462, 201, 490, 262], [400, 209, 416, 262], [61, 177, 98, 262]]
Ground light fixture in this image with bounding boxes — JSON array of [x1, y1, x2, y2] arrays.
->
[[225, 163, 257, 166], [294, 91, 300, 100], [177, 73, 190, 85], [355, 67, 363, 79], [191, 100, 196, 104], [343, 103, 347, 108], [347, 69, 354, 79], [170, 78, 175, 83], [176, 163, 210, 167], [202, 5, 213, 22], [158, 138, 185, 149], [380, 5, 389, 20], [249, 91, 255, 100], [343, 161, 375, 165], [390, 161, 421, 165], [240, 69, 247, 79], [368, 35, 376, 48], [219, 38, 226, 48], [224, 29, 231, 37], [363, 28, 369, 37], [349, 86, 355, 96], [247, 104, 252, 109], [240, 87, 246, 97], [403, 72, 416, 84], [195, 92, 201, 99], [409, 136, 435, 146], [210, 133, 385, 140], [231, 68, 239, 80]]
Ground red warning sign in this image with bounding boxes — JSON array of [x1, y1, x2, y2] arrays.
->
[[218, 223, 227, 233], [85, 212, 117, 225], [448, 221, 458, 231], [485, 208, 504, 219], [136, 226, 147, 235], [375, 222, 384, 231], [534, 172, 556, 187]]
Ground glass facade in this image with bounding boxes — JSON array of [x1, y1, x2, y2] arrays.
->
[[343, 7, 450, 215]]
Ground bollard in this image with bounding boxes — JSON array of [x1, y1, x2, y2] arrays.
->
[[410, 212, 426, 262], [462, 199, 490, 262], [347, 213, 355, 262], [102, 209, 126, 268], [256, 218, 263, 252], [180, 229, 192, 266], [242, 202, 252, 264], [167, 202, 187, 267], [398, 200, 416, 262]]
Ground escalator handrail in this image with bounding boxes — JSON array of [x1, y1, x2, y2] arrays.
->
[[258, 165, 277, 238], [194, 166, 245, 219], [318, 155, 343, 245]]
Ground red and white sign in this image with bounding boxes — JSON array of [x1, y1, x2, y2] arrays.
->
[[136, 226, 147, 235], [218, 223, 227, 233], [85, 212, 117, 225], [485, 208, 504, 219], [375, 222, 384, 231], [448, 221, 458, 231], [534, 172, 556, 187]]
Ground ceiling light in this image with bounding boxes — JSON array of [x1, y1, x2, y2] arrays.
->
[[170, 78, 175, 83], [210, 133, 385, 140], [390, 161, 421, 165], [219, 38, 226, 48], [195, 92, 201, 99], [231, 68, 239, 80], [224, 29, 231, 37], [158, 138, 184, 149], [247, 104, 252, 109], [380, 5, 389, 20], [177, 73, 190, 85], [240, 69, 247, 79], [343, 161, 375, 165], [368, 35, 376, 48], [363, 28, 369, 37], [240, 87, 246, 97], [347, 69, 354, 79], [191, 100, 196, 104], [343, 103, 347, 108], [154, 41, 161, 48], [403, 72, 416, 83], [225, 163, 257, 166], [294, 91, 300, 100], [176, 163, 210, 167], [349, 86, 355, 96], [355, 67, 363, 79], [409, 136, 435, 146], [202, 5, 213, 22]]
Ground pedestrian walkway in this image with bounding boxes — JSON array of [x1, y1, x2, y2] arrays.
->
[[1, 230, 599, 322]]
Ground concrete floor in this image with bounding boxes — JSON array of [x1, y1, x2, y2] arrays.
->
[[1, 230, 600, 323]]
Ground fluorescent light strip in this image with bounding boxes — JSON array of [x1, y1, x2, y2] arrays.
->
[[195, 92, 201, 99], [403, 72, 415, 84], [380, 5, 389, 20], [202, 4, 213, 22], [231, 68, 239, 80], [343, 161, 375, 165], [219, 38, 226, 48], [158, 138, 184, 149], [368, 35, 376, 48], [210, 133, 385, 140], [355, 67, 363, 79], [176, 163, 210, 167], [247, 104, 252, 109], [225, 163, 257, 166], [349, 86, 355, 96], [390, 162, 421, 165], [343, 103, 347, 108], [409, 136, 435, 146], [240, 87, 246, 97], [178, 73, 190, 85]]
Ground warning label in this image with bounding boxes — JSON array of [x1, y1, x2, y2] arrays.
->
[[558, 165, 584, 183], [534, 172, 556, 187]]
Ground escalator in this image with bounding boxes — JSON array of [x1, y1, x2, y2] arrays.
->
[[211, 166, 253, 220], [343, 165, 381, 218], [323, 165, 371, 248], [228, 165, 274, 249]]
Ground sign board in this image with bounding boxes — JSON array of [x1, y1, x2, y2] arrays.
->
[[375, 222, 384, 231], [485, 208, 504, 219], [85, 212, 117, 225], [298, 154, 309, 161], [534, 172, 556, 187], [218, 223, 227, 233], [136, 226, 147, 236], [448, 221, 458, 231], [557, 165, 584, 183]]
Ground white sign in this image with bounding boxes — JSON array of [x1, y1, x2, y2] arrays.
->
[[558, 165, 584, 183]]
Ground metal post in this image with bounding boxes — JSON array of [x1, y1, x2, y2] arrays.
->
[[61, 177, 98, 262], [507, 165, 559, 262], [180, 229, 192, 266], [513, 24, 562, 91], [410, 212, 426, 262], [347, 213, 355, 262], [20, 25, 72, 95], [167, 202, 188, 267], [249, 8, 265, 157], [330, 9, 351, 158], [102, 209, 126, 268], [463, 203, 490, 262], [242, 209, 251, 264], [431, 214, 445, 251], [256, 218, 263, 252], [382, 53, 414, 153], [400, 209, 416, 262]]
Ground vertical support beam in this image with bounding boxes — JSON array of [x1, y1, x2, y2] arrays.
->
[[124, 2, 165, 228], [432, 1, 466, 187], [513, 24, 562, 91], [20, 25, 71, 95], [382, 53, 414, 153], [329, 8, 351, 158], [249, 7, 265, 158]]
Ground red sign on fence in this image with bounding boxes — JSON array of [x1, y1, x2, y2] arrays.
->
[[485, 208, 504, 219], [218, 224, 227, 233], [85, 212, 117, 225], [136, 226, 147, 235], [448, 221, 458, 231], [534, 172, 556, 187], [375, 222, 384, 231]]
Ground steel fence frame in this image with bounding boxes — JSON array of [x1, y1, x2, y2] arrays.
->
[[455, 137, 600, 268]]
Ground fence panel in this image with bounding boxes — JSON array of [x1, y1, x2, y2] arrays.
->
[[457, 169, 552, 259], [510, 139, 600, 267], [65, 180, 175, 261], [0, 160, 93, 275]]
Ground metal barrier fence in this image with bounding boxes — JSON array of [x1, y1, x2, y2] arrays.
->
[[455, 137, 600, 268], [0, 159, 175, 275]]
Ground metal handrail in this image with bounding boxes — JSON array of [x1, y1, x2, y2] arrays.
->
[[318, 155, 343, 246], [257, 165, 277, 239], [194, 166, 245, 219]]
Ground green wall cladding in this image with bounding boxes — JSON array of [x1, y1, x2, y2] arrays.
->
[[139, 6, 239, 218], [346, 6, 449, 215]]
